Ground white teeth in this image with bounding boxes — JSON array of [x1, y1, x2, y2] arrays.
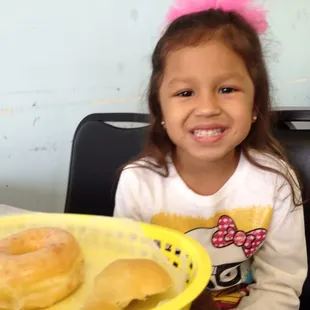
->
[[193, 129, 224, 137]]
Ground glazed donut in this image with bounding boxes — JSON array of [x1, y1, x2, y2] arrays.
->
[[0, 227, 84, 309]]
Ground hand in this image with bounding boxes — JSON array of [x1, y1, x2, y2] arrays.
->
[[191, 291, 218, 310]]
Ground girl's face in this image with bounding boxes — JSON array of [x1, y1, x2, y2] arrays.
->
[[159, 40, 255, 165]]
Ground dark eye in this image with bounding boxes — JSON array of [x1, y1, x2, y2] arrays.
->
[[176, 90, 194, 97], [219, 87, 236, 94]]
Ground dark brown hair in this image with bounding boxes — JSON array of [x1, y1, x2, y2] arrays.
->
[[132, 9, 302, 206]]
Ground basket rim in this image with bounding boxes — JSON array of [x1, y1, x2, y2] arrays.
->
[[0, 213, 211, 309], [140, 222, 211, 309]]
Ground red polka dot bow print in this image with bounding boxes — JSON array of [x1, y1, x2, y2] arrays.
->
[[212, 215, 267, 258]]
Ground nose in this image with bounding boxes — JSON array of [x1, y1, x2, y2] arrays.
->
[[194, 92, 221, 117]]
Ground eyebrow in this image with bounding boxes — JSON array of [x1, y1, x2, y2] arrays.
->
[[167, 73, 246, 87], [218, 73, 246, 82], [167, 77, 195, 86]]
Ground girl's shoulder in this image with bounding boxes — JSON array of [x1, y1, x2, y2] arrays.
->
[[247, 149, 292, 174], [246, 149, 299, 192], [242, 150, 301, 207]]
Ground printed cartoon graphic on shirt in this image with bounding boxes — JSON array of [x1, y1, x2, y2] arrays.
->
[[151, 205, 272, 309], [211, 284, 251, 309]]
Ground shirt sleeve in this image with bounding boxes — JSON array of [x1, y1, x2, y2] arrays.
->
[[237, 169, 307, 310], [113, 167, 144, 221]]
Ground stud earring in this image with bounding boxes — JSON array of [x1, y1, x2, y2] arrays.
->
[[161, 121, 165, 126], [253, 116, 257, 121]]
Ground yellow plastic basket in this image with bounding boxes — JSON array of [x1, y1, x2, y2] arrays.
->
[[0, 213, 211, 310]]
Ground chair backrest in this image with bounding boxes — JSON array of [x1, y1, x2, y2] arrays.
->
[[64, 113, 149, 216], [65, 110, 310, 216], [273, 110, 310, 204], [273, 109, 310, 309]]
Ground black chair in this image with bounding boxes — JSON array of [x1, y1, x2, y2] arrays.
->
[[273, 109, 310, 310], [64, 113, 149, 216]]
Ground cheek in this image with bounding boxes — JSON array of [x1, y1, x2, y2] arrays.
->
[[161, 102, 188, 124], [165, 117, 185, 138], [163, 112, 189, 143], [226, 97, 253, 119], [226, 102, 253, 132], [234, 114, 253, 138]]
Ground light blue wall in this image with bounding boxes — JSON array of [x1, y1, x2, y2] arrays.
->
[[0, 0, 309, 212], [264, 0, 310, 108]]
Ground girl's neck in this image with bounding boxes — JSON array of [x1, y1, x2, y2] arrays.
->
[[173, 149, 240, 196]]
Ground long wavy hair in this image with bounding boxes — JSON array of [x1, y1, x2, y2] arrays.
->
[[131, 9, 302, 206]]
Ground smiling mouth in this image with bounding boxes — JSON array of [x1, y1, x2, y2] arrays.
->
[[192, 128, 226, 137]]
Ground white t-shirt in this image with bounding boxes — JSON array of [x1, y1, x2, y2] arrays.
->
[[114, 151, 307, 310]]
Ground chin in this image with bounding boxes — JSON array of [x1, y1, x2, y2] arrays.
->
[[189, 148, 236, 163]]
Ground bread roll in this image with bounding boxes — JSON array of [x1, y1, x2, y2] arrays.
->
[[86, 259, 173, 309], [81, 299, 120, 310]]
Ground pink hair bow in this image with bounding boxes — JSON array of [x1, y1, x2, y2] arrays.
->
[[166, 0, 268, 34]]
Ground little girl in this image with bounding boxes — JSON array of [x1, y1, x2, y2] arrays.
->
[[114, 0, 307, 309]]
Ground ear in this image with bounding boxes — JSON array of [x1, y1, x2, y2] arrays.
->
[[252, 109, 257, 123]]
